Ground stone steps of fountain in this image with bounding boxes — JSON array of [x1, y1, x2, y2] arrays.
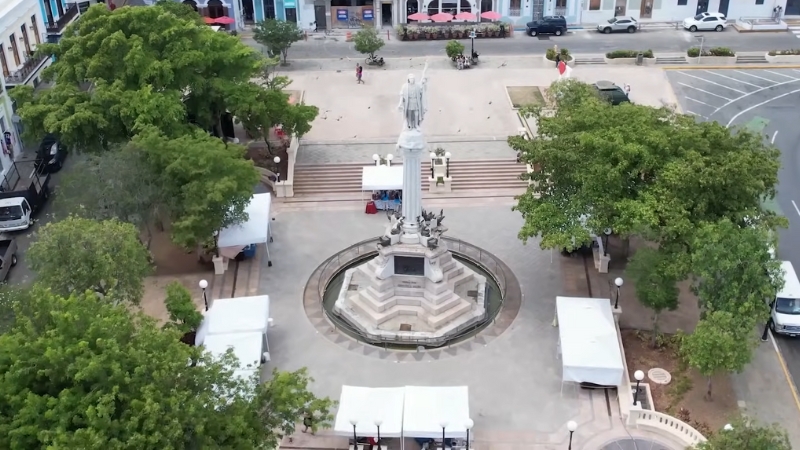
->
[[447, 269, 475, 291], [358, 289, 463, 316], [348, 293, 473, 329]]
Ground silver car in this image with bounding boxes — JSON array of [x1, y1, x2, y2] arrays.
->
[[597, 17, 639, 34]]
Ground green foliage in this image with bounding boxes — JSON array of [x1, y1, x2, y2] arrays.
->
[[353, 27, 385, 58], [133, 129, 259, 250], [164, 282, 202, 333], [604, 49, 654, 58], [0, 285, 31, 335], [626, 247, 679, 346], [509, 79, 782, 276], [445, 40, 465, 59], [0, 287, 335, 449], [692, 416, 791, 450], [27, 217, 152, 304], [545, 47, 571, 61], [253, 19, 303, 64], [681, 310, 755, 400], [687, 46, 735, 57], [691, 219, 782, 327], [768, 49, 800, 56]]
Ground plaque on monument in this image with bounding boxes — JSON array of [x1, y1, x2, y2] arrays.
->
[[394, 256, 424, 276]]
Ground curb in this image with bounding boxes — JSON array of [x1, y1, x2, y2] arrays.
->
[[768, 330, 800, 416], [661, 64, 800, 70]]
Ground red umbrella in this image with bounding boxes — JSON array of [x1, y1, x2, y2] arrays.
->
[[430, 12, 454, 22], [480, 11, 502, 20], [407, 12, 429, 20], [203, 17, 216, 24], [455, 12, 477, 20], [213, 16, 235, 24]]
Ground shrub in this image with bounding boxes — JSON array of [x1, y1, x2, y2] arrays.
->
[[445, 40, 465, 59], [545, 47, 571, 61], [687, 46, 734, 57], [605, 49, 654, 59], [768, 49, 800, 56]]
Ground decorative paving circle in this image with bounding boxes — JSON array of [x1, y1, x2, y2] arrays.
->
[[302, 236, 522, 362], [648, 368, 672, 385], [600, 437, 674, 450]]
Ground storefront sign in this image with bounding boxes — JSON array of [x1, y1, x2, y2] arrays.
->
[[284, 0, 296, 8], [362, 8, 373, 20], [337, 9, 348, 20]]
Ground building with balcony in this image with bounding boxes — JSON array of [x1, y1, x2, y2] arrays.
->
[[130, 0, 298, 33], [38, 0, 83, 43]]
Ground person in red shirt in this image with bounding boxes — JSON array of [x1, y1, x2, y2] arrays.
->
[[356, 64, 364, 84]]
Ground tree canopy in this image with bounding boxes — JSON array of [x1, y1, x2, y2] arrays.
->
[[27, 217, 152, 304], [354, 27, 385, 58], [626, 247, 679, 347], [253, 19, 303, 64], [692, 416, 791, 450], [0, 286, 334, 449]]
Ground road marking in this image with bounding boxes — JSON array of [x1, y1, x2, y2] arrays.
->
[[772, 130, 778, 144], [726, 87, 800, 126], [685, 111, 708, 119], [734, 70, 778, 83], [676, 71, 746, 93], [792, 200, 800, 217], [768, 331, 800, 419], [704, 70, 760, 87], [678, 82, 732, 100], [686, 97, 718, 108], [713, 78, 800, 116], [794, 69, 800, 75], [764, 70, 799, 80]]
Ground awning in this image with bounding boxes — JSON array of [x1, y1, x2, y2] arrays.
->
[[333, 386, 406, 438], [218, 193, 271, 259], [362, 165, 403, 191], [402, 386, 470, 439], [195, 295, 270, 346], [202, 331, 264, 371]]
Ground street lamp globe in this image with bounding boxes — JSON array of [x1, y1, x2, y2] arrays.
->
[[445, 152, 451, 159], [373, 154, 380, 161], [634, 370, 645, 381], [374, 419, 383, 427], [615, 277, 624, 288], [349, 418, 358, 426], [567, 421, 577, 432], [464, 418, 474, 429], [439, 421, 448, 429], [387, 154, 393, 161], [274, 156, 281, 164], [199, 279, 208, 289], [429, 152, 437, 160]]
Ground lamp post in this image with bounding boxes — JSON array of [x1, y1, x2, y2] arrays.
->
[[566, 421, 577, 450], [613, 277, 623, 309], [464, 418, 473, 450], [445, 151, 451, 178], [602, 228, 612, 256], [274, 156, 281, 182], [469, 28, 476, 60], [439, 421, 448, 450], [723, 423, 733, 431], [633, 370, 645, 406], [429, 152, 436, 178], [387, 153, 394, 167], [199, 279, 209, 311], [373, 153, 380, 166], [762, 316, 772, 342], [374, 419, 382, 447], [349, 419, 358, 449]]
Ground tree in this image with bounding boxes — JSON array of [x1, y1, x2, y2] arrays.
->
[[626, 247, 679, 347], [133, 129, 259, 250], [692, 416, 791, 450], [10, 3, 263, 151], [681, 310, 756, 400], [27, 217, 152, 304], [509, 79, 782, 278], [0, 287, 335, 449], [691, 219, 781, 326], [445, 40, 465, 59], [354, 27, 386, 59], [253, 19, 303, 65], [164, 282, 202, 334]]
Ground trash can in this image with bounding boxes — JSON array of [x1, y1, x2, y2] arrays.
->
[[636, 52, 644, 66], [241, 244, 257, 259]]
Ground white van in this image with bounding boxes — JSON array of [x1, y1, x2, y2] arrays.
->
[[770, 261, 800, 337]]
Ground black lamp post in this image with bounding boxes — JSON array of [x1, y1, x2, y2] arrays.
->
[[274, 156, 281, 182], [602, 228, 611, 256], [762, 316, 772, 342], [445, 152, 451, 178], [429, 152, 436, 178], [199, 279, 209, 311], [439, 421, 448, 450], [374, 419, 382, 448], [567, 421, 577, 450], [613, 277, 623, 309], [349, 419, 358, 448], [632, 370, 644, 406], [464, 419, 473, 450], [469, 29, 476, 60]]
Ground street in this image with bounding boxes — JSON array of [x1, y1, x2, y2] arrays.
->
[[245, 27, 800, 59], [666, 68, 800, 428]]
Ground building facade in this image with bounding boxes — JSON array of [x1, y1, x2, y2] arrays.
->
[[37, 0, 82, 43], [580, 0, 788, 25], [1, 0, 55, 173]]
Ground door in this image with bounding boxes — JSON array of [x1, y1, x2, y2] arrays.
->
[[20, 25, 31, 57], [9, 34, 20, 66], [314, 5, 326, 27], [381, 3, 392, 24], [614, 0, 626, 16], [717, 0, 728, 16], [696, 0, 708, 14], [639, 0, 652, 18], [242, 0, 254, 22], [44, 1, 54, 26]]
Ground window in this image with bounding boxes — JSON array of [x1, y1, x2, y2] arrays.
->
[[56, 0, 65, 17], [20, 25, 31, 56], [589, 0, 601, 10], [556, 0, 566, 6], [0, 48, 8, 77], [9, 34, 20, 66], [330, 0, 351, 5], [509, 0, 521, 15], [285, 7, 297, 22], [755, 0, 764, 4], [263, 0, 276, 18], [31, 16, 40, 44], [677, 0, 687, 5]]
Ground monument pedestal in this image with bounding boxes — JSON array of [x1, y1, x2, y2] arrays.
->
[[428, 176, 452, 193]]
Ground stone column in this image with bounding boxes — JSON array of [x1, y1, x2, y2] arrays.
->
[[398, 129, 426, 244]]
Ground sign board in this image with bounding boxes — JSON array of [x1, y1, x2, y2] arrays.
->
[[362, 8, 373, 20], [284, 0, 296, 7], [337, 9, 348, 20]]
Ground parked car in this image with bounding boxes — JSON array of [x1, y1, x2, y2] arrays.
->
[[526, 16, 567, 36], [682, 12, 727, 32], [35, 134, 68, 174], [593, 81, 630, 105], [597, 17, 639, 34], [0, 236, 18, 282]]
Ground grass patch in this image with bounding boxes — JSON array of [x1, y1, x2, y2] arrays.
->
[[506, 86, 545, 108]]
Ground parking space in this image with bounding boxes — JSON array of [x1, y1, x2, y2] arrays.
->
[[666, 68, 800, 121]]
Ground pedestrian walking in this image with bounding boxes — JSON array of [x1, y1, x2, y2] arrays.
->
[[302, 411, 315, 434], [356, 63, 364, 84]]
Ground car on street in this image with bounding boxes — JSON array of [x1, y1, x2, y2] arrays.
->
[[682, 12, 727, 32], [593, 81, 630, 105], [526, 16, 567, 36], [769, 261, 800, 337], [0, 236, 17, 281], [35, 134, 68, 174], [597, 17, 639, 34]]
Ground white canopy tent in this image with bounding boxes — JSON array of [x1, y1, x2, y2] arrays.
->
[[202, 331, 264, 373], [218, 193, 273, 266], [556, 296, 624, 387], [333, 386, 406, 438], [402, 386, 470, 439], [195, 295, 271, 355], [362, 166, 403, 191]]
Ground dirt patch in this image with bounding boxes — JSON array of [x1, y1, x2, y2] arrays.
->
[[621, 329, 739, 436], [140, 273, 211, 323], [146, 229, 212, 276], [506, 86, 545, 108]]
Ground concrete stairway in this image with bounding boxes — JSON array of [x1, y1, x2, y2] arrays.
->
[[655, 56, 687, 65], [573, 56, 606, 65], [736, 54, 769, 64], [294, 159, 527, 196]]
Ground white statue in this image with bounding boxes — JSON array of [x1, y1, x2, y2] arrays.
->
[[397, 67, 428, 130]]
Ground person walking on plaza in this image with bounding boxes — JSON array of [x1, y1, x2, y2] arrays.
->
[[356, 63, 364, 84]]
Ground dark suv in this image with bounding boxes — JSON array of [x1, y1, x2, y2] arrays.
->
[[526, 16, 567, 36], [593, 81, 630, 105]]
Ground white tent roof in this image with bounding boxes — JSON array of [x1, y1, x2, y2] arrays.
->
[[334, 386, 406, 438], [218, 193, 271, 248], [556, 296, 624, 386], [362, 166, 403, 191], [402, 386, 470, 439], [195, 295, 270, 345], [203, 331, 264, 371]]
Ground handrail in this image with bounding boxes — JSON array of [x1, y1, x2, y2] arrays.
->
[[312, 235, 508, 347], [45, 3, 79, 33], [629, 409, 707, 446], [4, 52, 49, 85]]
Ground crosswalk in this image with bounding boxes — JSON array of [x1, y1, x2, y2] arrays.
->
[[791, 25, 800, 38]]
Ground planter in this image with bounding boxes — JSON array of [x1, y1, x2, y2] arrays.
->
[[603, 56, 656, 66], [765, 53, 800, 63], [686, 55, 736, 65], [543, 54, 575, 66]]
